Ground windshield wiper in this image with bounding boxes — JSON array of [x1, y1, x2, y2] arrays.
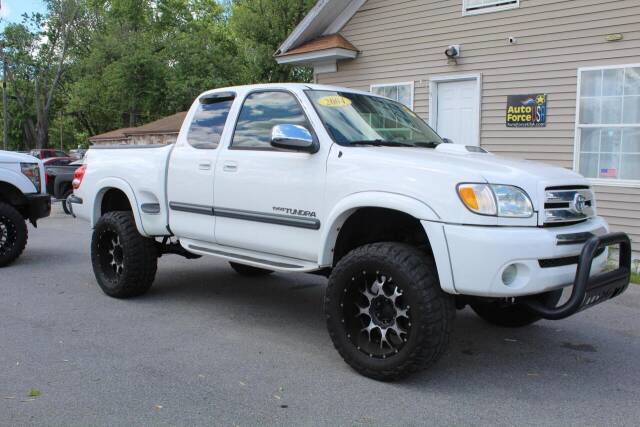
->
[[349, 139, 413, 147], [411, 141, 441, 148]]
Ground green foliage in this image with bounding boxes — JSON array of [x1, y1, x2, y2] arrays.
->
[[230, 0, 314, 83], [1, 0, 315, 150]]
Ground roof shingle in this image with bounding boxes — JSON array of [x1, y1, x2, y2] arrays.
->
[[277, 34, 358, 57], [89, 112, 187, 142]]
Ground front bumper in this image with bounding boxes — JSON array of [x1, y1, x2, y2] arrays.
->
[[24, 193, 51, 223], [522, 232, 630, 319], [426, 217, 616, 297]]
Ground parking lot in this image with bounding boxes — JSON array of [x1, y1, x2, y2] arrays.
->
[[1, 205, 640, 426]]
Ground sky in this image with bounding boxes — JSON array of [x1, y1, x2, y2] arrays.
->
[[0, 0, 47, 29]]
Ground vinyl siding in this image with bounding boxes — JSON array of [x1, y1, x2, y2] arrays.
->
[[316, 0, 640, 256]]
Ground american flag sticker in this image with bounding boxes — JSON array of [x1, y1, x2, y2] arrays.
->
[[600, 168, 618, 178]]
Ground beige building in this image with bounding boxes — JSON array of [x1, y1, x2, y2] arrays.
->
[[89, 112, 187, 146], [277, 0, 640, 256]]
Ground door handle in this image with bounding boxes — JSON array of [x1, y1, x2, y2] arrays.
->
[[223, 161, 238, 172], [198, 161, 212, 171]]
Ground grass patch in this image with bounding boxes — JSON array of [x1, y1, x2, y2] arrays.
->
[[604, 263, 640, 285], [28, 389, 41, 398]]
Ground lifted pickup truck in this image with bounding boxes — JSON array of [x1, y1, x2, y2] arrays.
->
[[72, 84, 631, 380], [0, 150, 51, 266]]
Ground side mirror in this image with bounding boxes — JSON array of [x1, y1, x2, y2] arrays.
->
[[443, 138, 454, 144], [271, 124, 318, 153]]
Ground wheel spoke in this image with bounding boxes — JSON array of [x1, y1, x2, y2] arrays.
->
[[361, 320, 378, 341], [371, 275, 385, 296], [389, 286, 402, 303]]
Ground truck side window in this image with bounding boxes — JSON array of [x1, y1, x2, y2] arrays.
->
[[187, 97, 235, 149], [232, 91, 310, 149]]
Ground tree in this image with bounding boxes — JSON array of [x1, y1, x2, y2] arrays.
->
[[1, 0, 318, 149], [230, 0, 314, 83], [66, 0, 243, 135], [1, 0, 84, 149]]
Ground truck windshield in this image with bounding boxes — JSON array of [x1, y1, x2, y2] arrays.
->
[[306, 90, 444, 148]]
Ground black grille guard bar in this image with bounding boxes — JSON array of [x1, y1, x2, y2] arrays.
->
[[523, 232, 631, 320]]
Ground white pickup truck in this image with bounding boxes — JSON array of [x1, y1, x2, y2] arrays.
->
[[0, 151, 51, 267], [71, 83, 631, 380]]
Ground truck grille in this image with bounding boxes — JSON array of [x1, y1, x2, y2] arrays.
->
[[543, 186, 595, 226]]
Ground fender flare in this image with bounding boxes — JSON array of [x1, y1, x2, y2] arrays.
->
[[92, 177, 148, 236], [318, 191, 440, 266], [0, 169, 37, 195]]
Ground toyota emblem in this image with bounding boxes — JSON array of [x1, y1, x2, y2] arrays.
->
[[571, 194, 587, 214]]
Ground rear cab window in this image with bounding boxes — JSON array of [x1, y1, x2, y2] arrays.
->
[[187, 92, 236, 149]]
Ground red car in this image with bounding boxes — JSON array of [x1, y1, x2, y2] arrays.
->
[[29, 149, 70, 159], [42, 157, 76, 166]]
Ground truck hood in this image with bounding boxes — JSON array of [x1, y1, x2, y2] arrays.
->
[[0, 150, 40, 164], [433, 144, 586, 185], [332, 144, 589, 226]]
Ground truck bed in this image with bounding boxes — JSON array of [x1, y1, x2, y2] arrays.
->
[[78, 144, 174, 236]]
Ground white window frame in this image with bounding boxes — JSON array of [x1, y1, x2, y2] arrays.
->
[[462, 0, 519, 16], [574, 63, 640, 188], [428, 73, 482, 146], [370, 81, 415, 110]]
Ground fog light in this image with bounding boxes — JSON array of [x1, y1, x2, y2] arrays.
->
[[502, 264, 518, 286]]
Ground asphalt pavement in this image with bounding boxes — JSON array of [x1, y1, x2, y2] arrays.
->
[[1, 205, 640, 426]]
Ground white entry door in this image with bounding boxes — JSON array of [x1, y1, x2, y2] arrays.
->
[[434, 78, 479, 146]]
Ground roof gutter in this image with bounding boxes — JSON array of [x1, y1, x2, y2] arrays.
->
[[277, 0, 331, 55], [276, 0, 366, 55]]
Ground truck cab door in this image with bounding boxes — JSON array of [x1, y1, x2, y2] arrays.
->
[[213, 89, 327, 262], [167, 92, 236, 242]]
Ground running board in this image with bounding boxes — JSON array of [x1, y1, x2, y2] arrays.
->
[[180, 239, 321, 273]]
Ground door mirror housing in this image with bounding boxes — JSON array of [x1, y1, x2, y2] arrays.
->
[[271, 124, 318, 153]]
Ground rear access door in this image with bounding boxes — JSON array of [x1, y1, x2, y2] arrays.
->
[[167, 92, 236, 242]]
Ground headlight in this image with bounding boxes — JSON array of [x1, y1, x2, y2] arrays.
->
[[21, 162, 41, 193], [457, 183, 533, 218]]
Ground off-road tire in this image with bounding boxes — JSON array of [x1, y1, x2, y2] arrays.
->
[[91, 211, 158, 298], [229, 262, 273, 276], [0, 202, 28, 267], [325, 242, 455, 381], [61, 189, 73, 215], [469, 291, 563, 328]]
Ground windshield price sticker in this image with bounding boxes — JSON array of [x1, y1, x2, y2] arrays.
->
[[506, 94, 547, 127], [319, 95, 352, 108]]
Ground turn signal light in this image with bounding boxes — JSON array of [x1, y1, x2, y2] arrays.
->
[[457, 184, 497, 215], [458, 187, 478, 210]]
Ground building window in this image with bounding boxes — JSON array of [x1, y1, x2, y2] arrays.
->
[[463, 0, 519, 15], [576, 65, 640, 183], [370, 82, 414, 109]]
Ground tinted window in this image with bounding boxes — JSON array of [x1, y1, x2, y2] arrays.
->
[[187, 98, 234, 149], [232, 91, 310, 149], [55, 151, 68, 157]]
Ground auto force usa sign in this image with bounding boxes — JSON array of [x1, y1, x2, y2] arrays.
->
[[506, 94, 547, 127]]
